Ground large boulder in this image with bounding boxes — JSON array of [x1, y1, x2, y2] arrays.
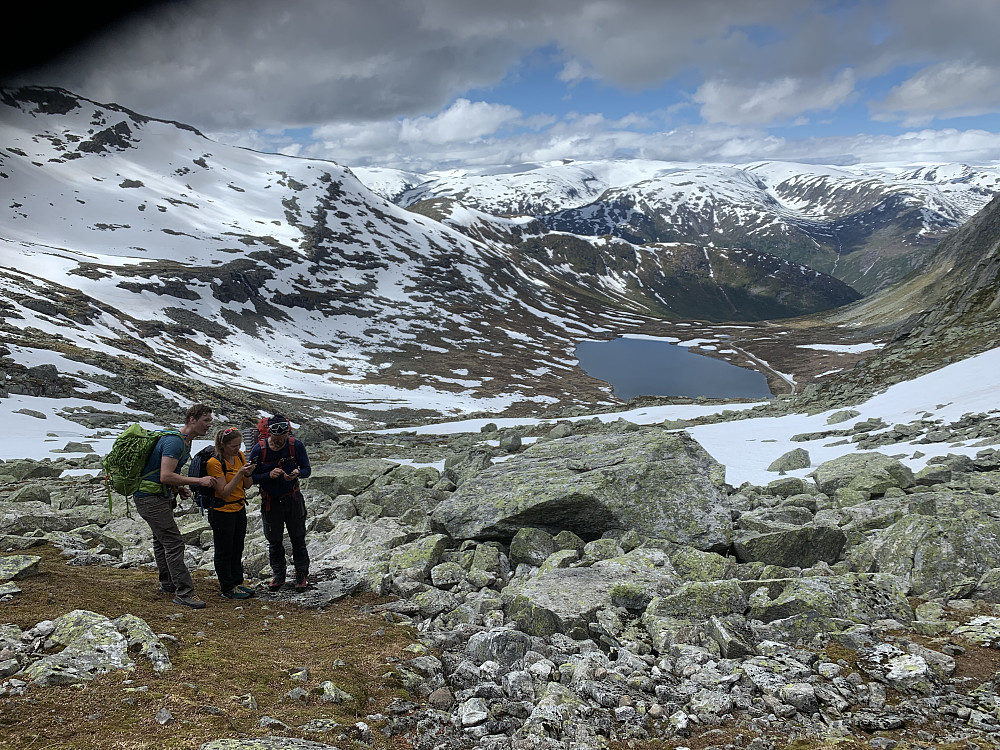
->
[[747, 573, 913, 626], [305, 459, 398, 497], [20, 610, 133, 686], [812, 452, 915, 496], [849, 500, 1000, 596], [502, 548, 678, 638], [0, 501, 109, 535], [734, 526, 848, 568], [432, 430, 732, 549]]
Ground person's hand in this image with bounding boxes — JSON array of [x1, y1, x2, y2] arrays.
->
[[178, 487, 191, 500], [199, 476, 214, 488], [241, 462, 256, 476], [269, 467, 284, 479]]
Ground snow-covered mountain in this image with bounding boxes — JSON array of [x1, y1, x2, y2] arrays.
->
[[0, 87, 859, 427], [357, 159, 1000, 295]]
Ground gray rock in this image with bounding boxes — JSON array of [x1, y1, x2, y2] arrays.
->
[[200, 738, 342, 750], [849, 502, 1000, 595], [306, 458, 398, 497], [509, 527, 556, 568], [748, 573, 913, 627], [0, 554, 41, 581], [812, 452, 915, 495], [466, 628, 533, 666], [503, 548, 677, 638], [21, 610, 133, 686], [7, 485, 51, 504], [734, 526, 847, 568], [432, 430, 732, 549]]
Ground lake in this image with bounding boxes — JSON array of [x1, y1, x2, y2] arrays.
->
[[575, 337, 772, 401]]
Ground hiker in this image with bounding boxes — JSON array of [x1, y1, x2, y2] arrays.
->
[[205, 426, 256, 600], [134, 404, 215, 609], [248, 414, 312, 592]]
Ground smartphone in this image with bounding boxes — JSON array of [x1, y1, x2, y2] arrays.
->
[[280, 457, 297, 474]]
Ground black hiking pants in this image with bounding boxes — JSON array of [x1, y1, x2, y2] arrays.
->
[[208, 507, 248, 593], [261, 494, 308, 581]]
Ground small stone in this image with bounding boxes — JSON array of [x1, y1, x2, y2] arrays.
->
[[154, 707, 173, 725], [428, 686, 454, 709]]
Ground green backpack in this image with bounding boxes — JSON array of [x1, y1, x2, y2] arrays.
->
[[102, 425, 181, 514]]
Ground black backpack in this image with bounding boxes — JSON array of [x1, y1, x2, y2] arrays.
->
[[188, 445, 219, 514]]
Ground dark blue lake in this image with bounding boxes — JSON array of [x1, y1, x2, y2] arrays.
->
[[575, 337, 772, 401]]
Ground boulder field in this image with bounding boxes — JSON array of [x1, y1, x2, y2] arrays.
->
[[4, 421, 1000, 749]]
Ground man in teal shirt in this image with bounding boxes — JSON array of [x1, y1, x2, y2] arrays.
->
[[134, 404, 215, 608]]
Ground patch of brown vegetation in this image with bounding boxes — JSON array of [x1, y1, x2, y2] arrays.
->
[[0, 546, 420, 750]]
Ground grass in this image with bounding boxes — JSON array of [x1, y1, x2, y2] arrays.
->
[[0, 545, 420, 750]]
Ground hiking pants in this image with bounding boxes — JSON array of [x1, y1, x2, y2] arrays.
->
[[208, 507, 248, 593], [261, 496, 308, 580], [134, 494, 195, 598]]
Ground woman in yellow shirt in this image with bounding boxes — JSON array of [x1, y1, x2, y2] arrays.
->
[[206, 427, 256, 599]]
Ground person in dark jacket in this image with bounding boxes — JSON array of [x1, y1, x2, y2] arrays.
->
[[247, 414, 312, 591]]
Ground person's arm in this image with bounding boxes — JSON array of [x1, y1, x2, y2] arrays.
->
[[294, 441, 311, 479], [248, 445, 270, 484], [159, 455, 212, 500]]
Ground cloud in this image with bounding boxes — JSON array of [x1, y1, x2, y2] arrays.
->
[[5, 0, 875, 131], [399, 99, 522, 144], [226, 108, 1000, 173], [871, 61, 1000, 126], [693, 69, 857, 126]]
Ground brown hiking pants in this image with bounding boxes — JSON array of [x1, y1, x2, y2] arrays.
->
[[134, 494, 196, 598]]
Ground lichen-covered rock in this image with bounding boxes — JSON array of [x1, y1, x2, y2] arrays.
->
[[748, 573, 912, 626], [952, 616, 1000, 647], [388, 534, 449, 577], [812, 452, 915, 495], [668, 546, 737, 582], [0, 501, 109, 535], [8, 485, 51, 504], [503, 548, 677, 638], [310, 517, 418, 583], [0, 554, 41, 581], [20, 610, 132, 686], [734, 526, 847, 568], [466, 628, 533, 666], [848, 505, 1000, 595], [113, 614, 172, 672], [432, 430, 732, 550], [509, 527, 556, 568], [857, 643, 936, 694], [647, 579, 747, 620], [306, 458, 398, 497], [767, 448, 812, 473], [200, 738, 342, 750]]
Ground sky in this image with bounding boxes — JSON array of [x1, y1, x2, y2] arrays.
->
[[6, 0, 1000, 172]]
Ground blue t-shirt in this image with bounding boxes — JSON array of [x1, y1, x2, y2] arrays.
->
[[134, 433, 190, 497]]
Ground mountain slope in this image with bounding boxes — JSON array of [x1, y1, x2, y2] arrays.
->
[[0, 87, 637, 425]]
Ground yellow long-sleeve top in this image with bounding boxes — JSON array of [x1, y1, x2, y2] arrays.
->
[[205, 453, 249, 512]]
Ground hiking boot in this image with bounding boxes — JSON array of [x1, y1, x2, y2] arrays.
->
[[235, 584, 256, 597], [158, 583, 176, 595], [221, 588, 252, 600], [268, 577, 286, 592], [173, 595, 207, 609], [295, 572, 309, 592]]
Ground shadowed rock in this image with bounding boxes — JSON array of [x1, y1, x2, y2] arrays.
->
[[431, 430, 731, 548]]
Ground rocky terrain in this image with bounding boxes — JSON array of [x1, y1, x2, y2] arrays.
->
[[5, 410, 1000, 749]]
